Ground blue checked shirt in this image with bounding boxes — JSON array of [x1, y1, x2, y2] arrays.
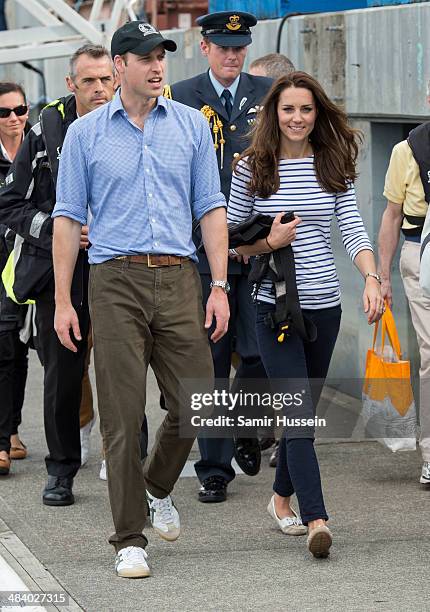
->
[[53, 92, 226, 264]]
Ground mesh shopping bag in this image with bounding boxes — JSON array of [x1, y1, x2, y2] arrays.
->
[[362, 305, 417, 451]]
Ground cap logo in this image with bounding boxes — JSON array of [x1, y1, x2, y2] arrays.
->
[[138, 23, 158, 36], [226, 15, 241, 31]]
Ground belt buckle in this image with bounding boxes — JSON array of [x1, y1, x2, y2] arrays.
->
[[147, 254, 160, 267]]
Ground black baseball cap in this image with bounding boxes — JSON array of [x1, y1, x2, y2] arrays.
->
[[197, 11, 257, 47], [111, 21, 177, 58]]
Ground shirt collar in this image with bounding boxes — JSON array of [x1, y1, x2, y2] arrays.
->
[[109, 88, 168, 119], [0, 132, 24, 163], [208, 70, 241, 102]]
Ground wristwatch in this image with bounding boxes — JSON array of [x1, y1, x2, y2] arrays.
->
[[210, 280, 231, 294], [365, 272, 381, 284]]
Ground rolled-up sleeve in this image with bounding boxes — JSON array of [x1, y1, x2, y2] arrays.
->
[[52, 121, 89, 225], [383, 141, 408, 205], [191, 115, 225, 221]]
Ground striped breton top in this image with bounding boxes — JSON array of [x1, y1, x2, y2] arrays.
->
[[227, 157, 373, 309]]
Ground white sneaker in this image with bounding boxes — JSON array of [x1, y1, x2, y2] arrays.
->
[[267, 495, 307, 535], [80, 416, 96, 466], [420, 461, 430, 484], [115, 546, 150, 578], [146, 491, 180, 541], [99, 459, 107, 481]]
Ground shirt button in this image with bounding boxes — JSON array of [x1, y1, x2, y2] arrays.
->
[[233, 152, 240, 158], [144, 145, 148, 150], [230, 125, 237, 131], [148, 193, 153, 198], [152, 218, 156, 223], [146, 168, 150, 173], [154, 241, 159, 247]]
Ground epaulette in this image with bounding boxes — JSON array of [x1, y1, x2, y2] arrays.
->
[[163, 85, 225, 168], [200, 105, 225, 169]]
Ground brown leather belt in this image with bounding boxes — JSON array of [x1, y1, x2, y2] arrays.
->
[[116, 254, 188, 267]]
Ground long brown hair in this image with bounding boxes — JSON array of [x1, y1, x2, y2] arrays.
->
[[233, 71, 362, 197]]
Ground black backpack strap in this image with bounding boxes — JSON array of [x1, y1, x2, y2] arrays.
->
[[404, 213, 425, 227], [408, 123, 430, 206], [40, 95, 75, 189], [40, 99, 66, 189]]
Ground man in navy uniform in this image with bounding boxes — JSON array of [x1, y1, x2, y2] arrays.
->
[[166, 11, 272, 503]]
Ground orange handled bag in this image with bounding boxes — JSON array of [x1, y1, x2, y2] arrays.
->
[[362, 305, 417, 451]]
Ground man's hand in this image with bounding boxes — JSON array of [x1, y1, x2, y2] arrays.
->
[[377, 201, 402, 311], [205, 287, 230, 342], [380, 277, 393, 309], [80, 225, 89, 250], [53, 216, 82, 351], [54, 303, 82, 353]]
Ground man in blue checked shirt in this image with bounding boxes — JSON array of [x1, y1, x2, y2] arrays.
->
[[51, 21, 229, 579], [166, 11, 272, 501]]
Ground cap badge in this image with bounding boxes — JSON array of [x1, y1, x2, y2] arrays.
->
[[138, 23, 158, 36], [226, 15, 241, 31]]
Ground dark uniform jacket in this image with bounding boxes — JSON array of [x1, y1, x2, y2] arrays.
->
[[0, 95, 87, 308], [0, 123, 31, 331], [169, 70, 272, 273]]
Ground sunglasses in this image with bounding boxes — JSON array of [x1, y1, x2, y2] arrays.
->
[[0, 105, 28, 119]]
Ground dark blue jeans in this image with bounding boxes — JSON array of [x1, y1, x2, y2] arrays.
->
[[256, 302, 341, 524]]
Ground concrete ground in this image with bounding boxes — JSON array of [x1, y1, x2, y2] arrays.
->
[[0, 352, 429, 612]]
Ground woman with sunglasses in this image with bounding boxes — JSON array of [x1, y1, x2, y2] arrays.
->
[[228, 72, 383, 558], [0, 81, 31, 475]]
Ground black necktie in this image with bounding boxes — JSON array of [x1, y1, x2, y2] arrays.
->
[[221, 89, 233, 119]]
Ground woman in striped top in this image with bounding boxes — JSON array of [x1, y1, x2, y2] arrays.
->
[[227, 72, 383, 558]]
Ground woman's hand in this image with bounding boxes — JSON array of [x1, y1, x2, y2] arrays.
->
[[267, 212, 302, 250], [363, 277, 385, 324]]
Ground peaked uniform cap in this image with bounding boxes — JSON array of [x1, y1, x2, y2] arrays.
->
[[197, 11, 257, 47]]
